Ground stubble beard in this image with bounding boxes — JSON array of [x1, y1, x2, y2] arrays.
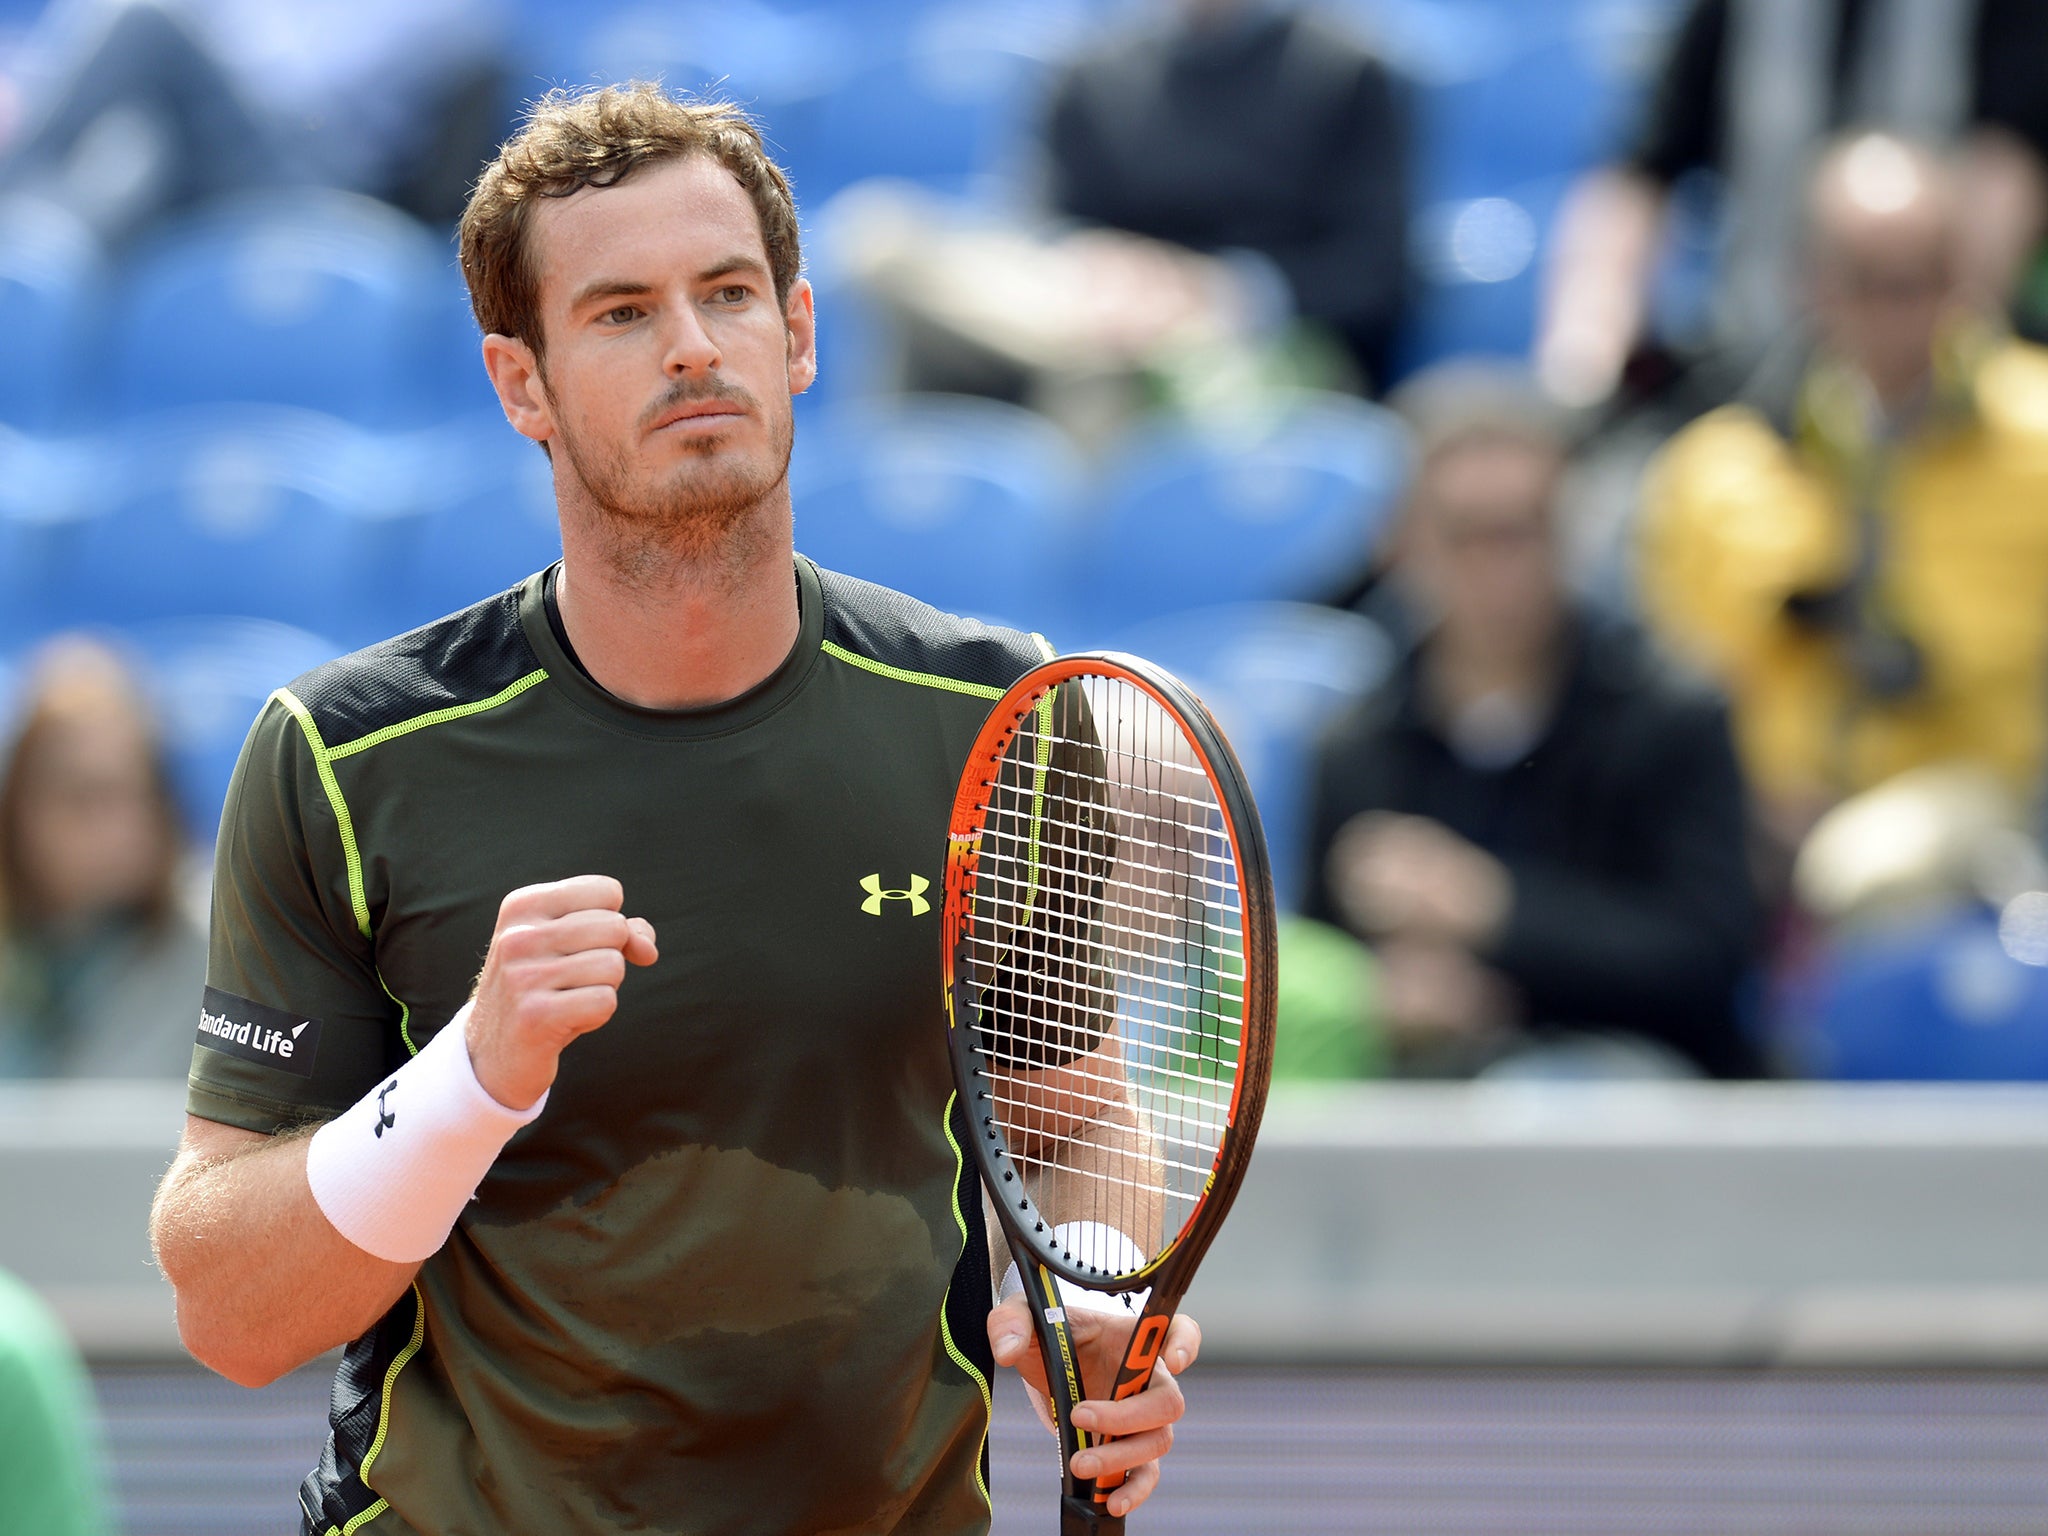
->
[[551, 377, 795, 593]]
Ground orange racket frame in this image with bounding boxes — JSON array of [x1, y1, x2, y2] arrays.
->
[[942, 652, 1276, 1534]]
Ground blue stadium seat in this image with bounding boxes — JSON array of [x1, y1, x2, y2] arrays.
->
[[52, 408, 415, 644], [1341, 0, 1685, 378], [113, 617, 341, 836], [0, 427, 93, 646], [1393, 176, 1569, 375], [1076, 395, 1411, 631], [416, 265, 504, 424], [106, 191, 458, 427], [578, 0, 841, 104], [0, 648, 18, 737], [1103, 603, 1393, 909], [1789, 908, 2048, 1081], [0, 199, 104, 431], [401, 418, 563, 631], [793, 39, 1048, 204], [793, 394, 1080, 627]]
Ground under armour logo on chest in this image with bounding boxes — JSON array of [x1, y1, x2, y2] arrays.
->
[[861, 873, 931, 916]]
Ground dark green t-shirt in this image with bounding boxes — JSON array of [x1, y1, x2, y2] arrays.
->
[[188, 557, 1049, 1536]]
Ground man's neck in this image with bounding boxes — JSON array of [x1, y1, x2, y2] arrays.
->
[[1866, 368, 1935, 438], [1425, 630, 1559, 717], [553, 498, 801, 711]]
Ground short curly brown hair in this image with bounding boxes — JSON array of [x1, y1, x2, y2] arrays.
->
[[459, 83, 802, 360]]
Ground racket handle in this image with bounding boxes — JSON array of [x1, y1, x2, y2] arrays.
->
[[1061, 1495, 1124, 1535]]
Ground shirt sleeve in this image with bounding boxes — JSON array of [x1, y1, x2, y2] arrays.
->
[[186, 695, 400, 1134], [1300, 701, 1385, 931], [1624, 0, 1731, 184], [1247, 50, 1407, 340], [1480, 689, 1762, 1076], [1041, 58, 1101, 225], [1970, 0, 2048, 162]]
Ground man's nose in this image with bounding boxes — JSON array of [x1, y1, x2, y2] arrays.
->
[[662, 303, 721, 375]]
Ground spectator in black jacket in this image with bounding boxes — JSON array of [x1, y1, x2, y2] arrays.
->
[[1044, 0, 1408, 389], [1306, 367, 1762, 1077]]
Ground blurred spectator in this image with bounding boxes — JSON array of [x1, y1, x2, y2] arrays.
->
[[1306, 366, 1760, 1079], [1792, 763, 2038, 933], [835, 186, 1289, 449], [0, 638, 202, 1078], [0, 1266, 108, 1535], [0, 0, 510, 244], [1538, 0, 2048, 409], [1638, 134, 2048, 850], [1042, 0, 1407, 391], [1273, 915, 1386, 1080]]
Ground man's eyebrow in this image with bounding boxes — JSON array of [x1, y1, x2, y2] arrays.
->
[[569, 278, 655, 311], [699, 254, 772, 284], [568, 258, 770, 311]]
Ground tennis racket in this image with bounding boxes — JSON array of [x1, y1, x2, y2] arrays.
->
[[942, 651, 1276, 1535]]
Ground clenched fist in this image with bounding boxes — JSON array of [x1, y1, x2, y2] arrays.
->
[[465, 875, 658, 1110]]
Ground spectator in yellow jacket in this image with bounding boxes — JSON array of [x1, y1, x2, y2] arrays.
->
[[1640, 132, 2048, 844]]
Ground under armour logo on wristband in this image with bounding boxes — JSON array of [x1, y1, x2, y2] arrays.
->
[[376, 1080, 398, 1137]]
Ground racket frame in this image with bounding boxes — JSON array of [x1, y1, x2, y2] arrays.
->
[[942, 652, 1277, 1532]]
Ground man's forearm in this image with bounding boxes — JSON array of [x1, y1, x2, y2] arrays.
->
[[151, 1121, 418, 1388], [1041, 1102, 1163, 1251], [1010, 1064, 1166, 1263]]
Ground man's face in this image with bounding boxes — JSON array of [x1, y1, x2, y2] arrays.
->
[[508, 153, 816, 551], [16, 713, 167, 924], [1810, 232, 1953, 406], [1402, 436, 1565, 663]]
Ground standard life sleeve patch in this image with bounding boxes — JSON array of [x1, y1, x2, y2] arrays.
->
[[196, 988, 323, 1079]]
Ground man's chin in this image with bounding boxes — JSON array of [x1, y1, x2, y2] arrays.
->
[[635, 461, 784, 530], [559, 415, 793, 546]]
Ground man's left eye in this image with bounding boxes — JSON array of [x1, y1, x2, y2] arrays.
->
[[717, 286, 750, 303]]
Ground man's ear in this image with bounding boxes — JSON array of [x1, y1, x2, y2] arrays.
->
[[481, 333, 556, 446], [784, 278, 818, 396]]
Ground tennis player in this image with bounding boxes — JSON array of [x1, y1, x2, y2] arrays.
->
[[148, 84, 1199, 1535]]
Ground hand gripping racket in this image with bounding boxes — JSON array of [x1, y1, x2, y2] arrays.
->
[[943, 652, 1276, 1534]]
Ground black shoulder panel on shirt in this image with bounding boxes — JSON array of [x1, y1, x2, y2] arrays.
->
[[813, 564, 1045, 694], [282, 587, 543, 750]]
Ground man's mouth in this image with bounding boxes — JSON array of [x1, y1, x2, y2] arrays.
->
[[650, 399, 747, 432]]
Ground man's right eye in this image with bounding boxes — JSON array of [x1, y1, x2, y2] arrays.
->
[[603, 305, 640, 324]]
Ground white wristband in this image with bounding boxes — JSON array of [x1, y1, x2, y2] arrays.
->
[[305, 1002, 545, 1263], [1000, 1221, 1152, 1317]]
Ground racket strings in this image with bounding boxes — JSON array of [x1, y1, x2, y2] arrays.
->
[[960, 674, 1248, 1281], [968, 866, 1253, 961], [978, 1038, 1240, 1096]]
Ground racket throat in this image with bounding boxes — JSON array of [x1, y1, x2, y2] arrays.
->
[[1021, 1262, 1110, 1510]]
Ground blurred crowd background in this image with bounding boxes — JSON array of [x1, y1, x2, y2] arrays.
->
[[7, 0, 2048, 1525], [7, 0, 2048, 1092]]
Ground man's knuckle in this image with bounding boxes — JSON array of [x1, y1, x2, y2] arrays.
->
[[497, 924, 540, 959]]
